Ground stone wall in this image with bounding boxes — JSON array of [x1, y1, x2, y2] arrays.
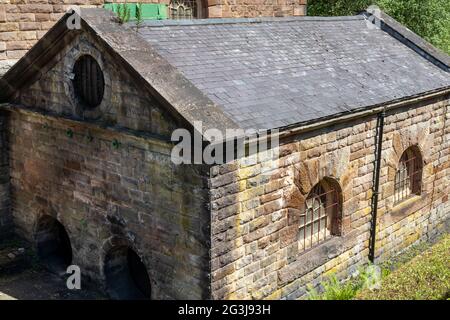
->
[[0, 0, 307, 75], [0, 109, 11, 239], [375, 99, 450, 260], [207, 0, 307, 18], [2, 29, 211, 299], [209, 96, 450, 300]]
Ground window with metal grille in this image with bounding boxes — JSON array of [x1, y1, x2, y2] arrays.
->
[[299, 180, 341, 252], [73, 55, 105, 109], [169, 0, 203, 19], [394, 147, 422, 205]]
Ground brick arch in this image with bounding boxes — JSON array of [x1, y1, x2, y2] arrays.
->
[[299, 176, 343, 216], [292, 147, 352, 199], [99, 235, 140, 276], [282, 174, 344, 250], [100, 235, 154, 299], [384, 124, 431, 207], [387, 125, 431, 170], [282, 146, 354, 237], [395, 145, 424, 171]]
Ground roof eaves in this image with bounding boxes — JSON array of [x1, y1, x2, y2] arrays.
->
[[276, 86, 450, 138]]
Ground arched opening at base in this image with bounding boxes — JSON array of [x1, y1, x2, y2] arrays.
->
[[35, 215, 73, 274], [104, 246, 151, 300]]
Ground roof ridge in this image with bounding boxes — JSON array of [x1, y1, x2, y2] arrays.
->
[[131, 15, 365, 28]]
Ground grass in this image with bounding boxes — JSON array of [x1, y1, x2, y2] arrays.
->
[[357, 234, 450, 300], [307, 264, 382, 300], [307, 234, 449, 300]]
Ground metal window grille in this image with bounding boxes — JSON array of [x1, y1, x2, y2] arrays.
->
[[73, 55, 105, 109], [394, 150, 422, 204], [298, 184, 340, 252], [169, 0, 200, 19]]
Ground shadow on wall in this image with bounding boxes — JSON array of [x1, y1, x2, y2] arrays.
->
[[35, 215, 73, 275], [104, 246, 152, 300]]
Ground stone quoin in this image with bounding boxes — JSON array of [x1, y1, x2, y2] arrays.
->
[[0, 8, 449, 299]]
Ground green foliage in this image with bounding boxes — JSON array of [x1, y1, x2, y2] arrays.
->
[[135, 3, 143, 30], [307, 0, 450, 54], [379, 240, 431, 274], [66, 129, 74, 138], [112, 139, 121, 149], [116, 3, 131, 24], [307, 274, 360, 300], [308, 0, 373, 16], [377, 0, 450, 54], [307, 264, 381, 300], [357, 234, 450, 300]]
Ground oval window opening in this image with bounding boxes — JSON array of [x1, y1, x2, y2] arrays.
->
[[73, 55, 105, 109]]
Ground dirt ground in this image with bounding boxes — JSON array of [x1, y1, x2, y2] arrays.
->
[[0, 237, 106, 300]]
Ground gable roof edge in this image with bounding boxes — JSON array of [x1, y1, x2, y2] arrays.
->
[[363, 10, 450, 72], [0, 15, 78, 101], [0, 8, 240, 142]]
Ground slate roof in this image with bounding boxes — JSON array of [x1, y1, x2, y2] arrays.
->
[[137, 16, 450, 131], [1, 9, 449, 138]]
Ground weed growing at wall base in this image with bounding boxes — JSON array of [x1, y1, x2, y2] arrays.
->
[[307, 264, 381, 300]]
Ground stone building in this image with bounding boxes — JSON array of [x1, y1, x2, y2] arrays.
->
[[0, 8, 449, 299], [0, 0, 307, 76]]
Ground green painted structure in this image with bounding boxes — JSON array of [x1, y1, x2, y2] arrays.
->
[[104, 3, 168, 20]]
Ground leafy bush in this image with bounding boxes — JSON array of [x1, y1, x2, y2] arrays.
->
[[307, 0, 372, 16], [307, 264, 382, 300], [307, 274, 359, 300], [307, 0, 450, 54], [357, 234, 450, 300]]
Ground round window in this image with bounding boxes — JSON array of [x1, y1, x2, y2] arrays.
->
[[72, 55, 105, 109]]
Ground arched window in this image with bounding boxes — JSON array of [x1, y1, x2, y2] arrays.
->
[[394, 146, 423, 204], [299, 179, 342, 252], [169, 0, 204, 19]]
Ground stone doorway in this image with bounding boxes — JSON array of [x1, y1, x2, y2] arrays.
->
[[104, 246, 151, 300], [35, 216, 73, 274]]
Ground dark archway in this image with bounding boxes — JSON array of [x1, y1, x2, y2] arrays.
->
[[35, 215, 73, 274], [104, 246, 152, 300]]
